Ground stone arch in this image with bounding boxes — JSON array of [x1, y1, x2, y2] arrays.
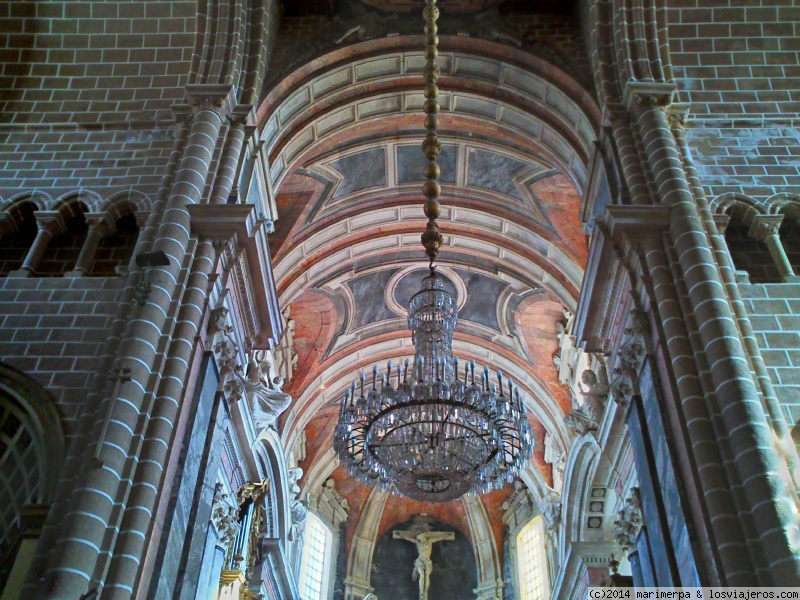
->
[[258, 37, 601, 194], [0, 362, 66, 584], [711, 193, 782, 284], [52, 190, 103, 215], [101, 190, 152, 218], [559, 433, 599, 560], [1, 192, 51, 213], [255, 428, 292, 542], [344, 487, 389, 600]]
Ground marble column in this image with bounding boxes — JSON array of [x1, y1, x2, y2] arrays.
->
[[749, 214, 795, 281], [9, 212, 64, 277], [66, 212, 112, 277]]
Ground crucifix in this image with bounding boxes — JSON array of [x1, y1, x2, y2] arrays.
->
[[393, 516, 455, 600]]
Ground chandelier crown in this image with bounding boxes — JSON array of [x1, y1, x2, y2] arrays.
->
[[333, 0, 534, 502]]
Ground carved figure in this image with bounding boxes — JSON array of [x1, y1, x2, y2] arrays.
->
[[564, 405, 598, 436], [579, 369, 609, 421], [541, 490, 562, 531], [287, 467, 308, 541], [393, 523, 455, 600], [272, 307, 298, 383], [240, 351, 292, 433]]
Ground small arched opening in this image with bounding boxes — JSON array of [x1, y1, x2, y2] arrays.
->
[[0, 202, 38, 276]]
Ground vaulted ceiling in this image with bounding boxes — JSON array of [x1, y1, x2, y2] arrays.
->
[[261, 5, 598, 543]]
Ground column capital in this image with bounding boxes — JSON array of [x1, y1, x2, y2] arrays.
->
[[227, 104, 254, 126], [185, 83, 236, 119], [748, 214, 784, 241], [33, 211, 65, 236], [666, 103, 691, 130], [134, 211, 149, 229], [622, 81, 678, 112], [84, 212, 114, 234], [712, 213, 731, 235]]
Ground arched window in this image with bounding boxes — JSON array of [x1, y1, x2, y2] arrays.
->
[[517, 515, 549, 600], [90, 211, 140, 276], [297, 512, 332, 600], [0, 363, 65, 594]]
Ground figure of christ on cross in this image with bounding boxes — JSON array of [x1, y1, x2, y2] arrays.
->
[[393, 526, 455, 600]]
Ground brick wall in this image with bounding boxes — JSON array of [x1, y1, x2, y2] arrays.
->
[[668, 1, 800, 203], [738, 282, 800, 426], [0, 0, 195, 202], [0, 276, 126, 440], [265, 11, 593, 91]]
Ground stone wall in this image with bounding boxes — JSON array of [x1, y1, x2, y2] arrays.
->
[[0, 0, 194, 201], [0, 276, 126, 439], [738, 282, 800, 425], [668, 0, 800, 203]]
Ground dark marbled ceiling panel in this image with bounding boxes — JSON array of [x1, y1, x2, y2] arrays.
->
[[397, 144, 457, 184], [331, 148, 387, 199], [466, 147, 528, 200], [453, 268, 507, 331], [346, 268, 399, 329]]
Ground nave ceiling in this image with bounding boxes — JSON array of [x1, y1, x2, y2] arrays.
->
[[257, 6, 600, 545]]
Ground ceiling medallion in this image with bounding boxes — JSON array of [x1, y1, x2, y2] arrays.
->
[[334, 0, 533, 502]]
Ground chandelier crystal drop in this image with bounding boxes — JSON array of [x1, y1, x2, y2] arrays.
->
[[333, 0, 533, 502]]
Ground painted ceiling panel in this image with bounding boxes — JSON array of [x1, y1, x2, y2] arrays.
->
[[453, 268, 508, 331], [397, 144, 457, 184], [346, 268, 399, 329], [466, 147, 527, 200], [331, 148, 387, 199]]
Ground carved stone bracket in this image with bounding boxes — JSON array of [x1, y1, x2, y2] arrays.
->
[[613, 488, 642, 550], [211, 484, 242, 548], [564, 406, 599, 436], [310, 477, 350, 530], [609, 310, 649, 409]]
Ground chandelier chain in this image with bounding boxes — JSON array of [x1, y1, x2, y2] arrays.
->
[[333, 0, 534, 503]]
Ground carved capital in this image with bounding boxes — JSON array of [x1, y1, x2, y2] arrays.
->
[[622, 81, 677, 112], [749, 214, 784, 241], [666, 103, 691, 130], [712, 213, 731, 235], [84, 212, 113, 235], [227, 103, 254, 126], [185, 83, 235, 118], [33, 211, 66, 236]]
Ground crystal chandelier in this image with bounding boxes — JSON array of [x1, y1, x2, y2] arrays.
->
[[333, 0, 533, 502]]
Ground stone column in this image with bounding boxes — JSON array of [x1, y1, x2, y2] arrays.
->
[[749, 214, 796, 281], [38, 84, 233, 599], [210, 104, 253, 204], [9, 211, 64, 277], [629, 82, 800, 584], [66, 212, 111, 277]]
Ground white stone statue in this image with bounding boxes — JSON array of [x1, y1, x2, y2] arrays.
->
[[272, 306, 298, 383], [240, 350, 292, 434], [393, 521, 454, 600], [579, 369, 609, 422], [287, 467, 308, 541]]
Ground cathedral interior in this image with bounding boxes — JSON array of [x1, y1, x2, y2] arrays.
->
[[1, 0, 800, 598]]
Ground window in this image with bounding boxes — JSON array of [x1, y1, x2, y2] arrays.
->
[[517, 516, 549, 600], [298, 512, 331, 600]]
